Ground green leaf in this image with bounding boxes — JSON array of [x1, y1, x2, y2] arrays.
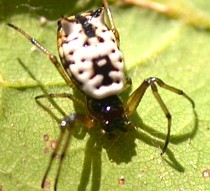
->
[[0, 0, 209, 190]]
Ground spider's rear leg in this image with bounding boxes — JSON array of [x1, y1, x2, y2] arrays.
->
[[125, 77, 195, 154], [35, 93, 95, 190]]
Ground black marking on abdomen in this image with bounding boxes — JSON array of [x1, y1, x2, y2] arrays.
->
[[63, 60, 75, 71], [91, 56, 118, 86], [76, 14, 95, 38]]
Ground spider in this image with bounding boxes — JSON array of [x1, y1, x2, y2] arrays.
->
[[8, 0, 195, 190]]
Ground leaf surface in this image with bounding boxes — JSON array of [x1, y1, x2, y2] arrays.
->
[[0, 0, 209, 190]]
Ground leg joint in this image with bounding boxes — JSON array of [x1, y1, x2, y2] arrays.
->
[[60, 113, 77, 129], [165, 112, 172, 120]]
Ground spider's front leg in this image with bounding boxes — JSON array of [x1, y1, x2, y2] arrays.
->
[[53, 113, 95, 191], [125, 77, 195, 154], [35, 94, 95, 190], [7, 23, 74, 88]]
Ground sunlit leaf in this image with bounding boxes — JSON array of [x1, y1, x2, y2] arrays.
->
[[0, 0, 209, 190]]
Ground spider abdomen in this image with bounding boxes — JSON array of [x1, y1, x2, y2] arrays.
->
[[58, 8, 125, 99]]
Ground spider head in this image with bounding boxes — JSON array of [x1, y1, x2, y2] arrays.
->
[[87, 96, 130, 133]]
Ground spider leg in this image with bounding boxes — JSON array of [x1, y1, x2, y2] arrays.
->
[[41, 113, 95, 191], [41, 125, 66, 190], [53, 123, 71, 191], [125, 77, 195, 154], [54, 113, 95, 191], [7, 23, 74, 88], [35, 93, 86, 111], [35, 93, 95, 129], [36, 94, 95, 190], [102, 0, 120, 43], [124, 76, 132, 90]]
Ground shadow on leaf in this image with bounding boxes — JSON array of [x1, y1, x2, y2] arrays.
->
[[17, 58, 197, 190]]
